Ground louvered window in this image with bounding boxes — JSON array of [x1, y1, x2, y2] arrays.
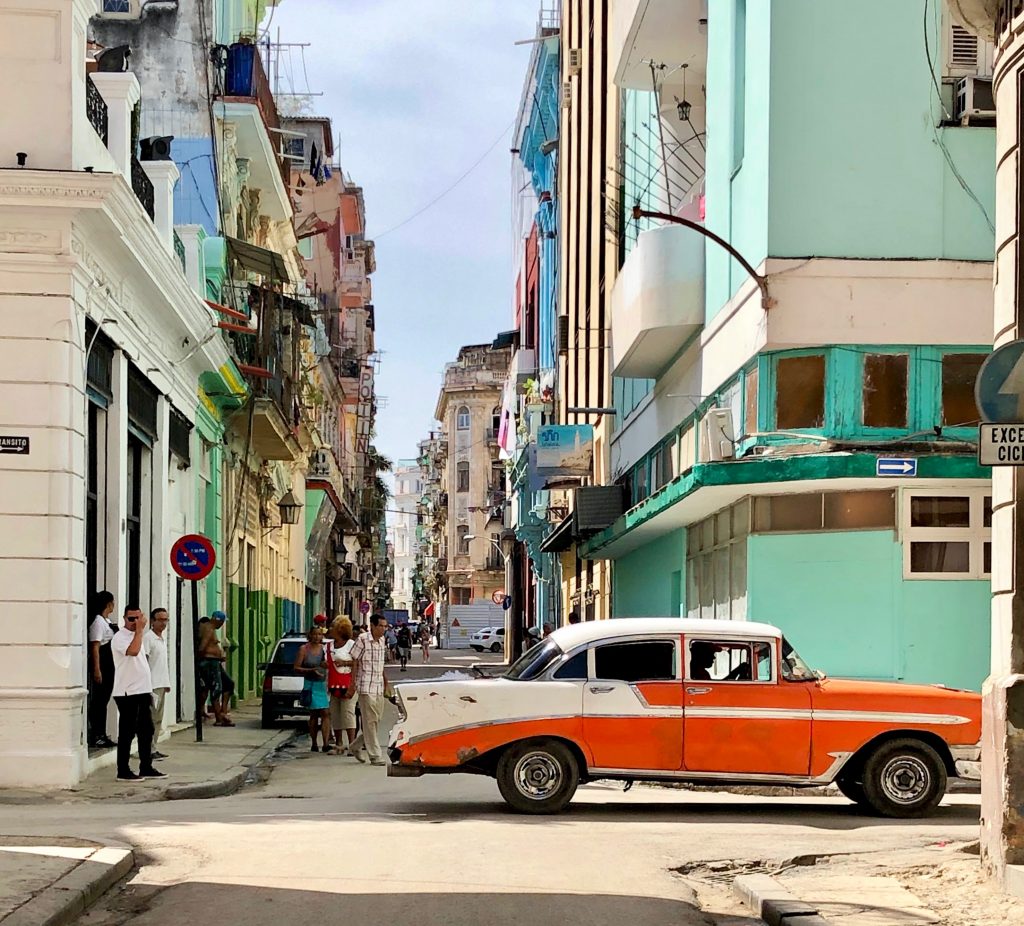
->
[[169, 408, 192, 464], [950, 25, 979, 70]]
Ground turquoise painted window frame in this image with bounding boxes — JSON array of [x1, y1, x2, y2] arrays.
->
[[833, 346, 916, 441], [765, 348, 830, 437], [923, 346, 989, 441]]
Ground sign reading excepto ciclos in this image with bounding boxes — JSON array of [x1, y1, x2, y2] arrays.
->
[[0, 436, 29, 454]]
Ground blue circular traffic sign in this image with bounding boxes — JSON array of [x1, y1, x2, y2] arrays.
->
[[170, 533, 216, 581], [976, 341, 1024, 423]]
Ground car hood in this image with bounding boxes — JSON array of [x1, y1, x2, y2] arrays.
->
[[813, 676, 981, 732]]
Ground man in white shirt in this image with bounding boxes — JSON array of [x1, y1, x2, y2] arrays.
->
[[111, 608, 166, 782], [347, 613, 390, 766], [146, 608, 171, 761]]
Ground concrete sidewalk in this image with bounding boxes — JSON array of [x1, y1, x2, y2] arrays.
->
[[0, 702, 294, 805], [0, 837, 133, 926]]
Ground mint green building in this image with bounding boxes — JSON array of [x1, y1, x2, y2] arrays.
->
[[593, 0, 996, 691]]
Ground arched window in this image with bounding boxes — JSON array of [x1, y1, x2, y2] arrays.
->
[[456, 461, 470, 493], [491, 406, 502, 435], [456, 524, 470, 555], [456, 406, 470, 430]]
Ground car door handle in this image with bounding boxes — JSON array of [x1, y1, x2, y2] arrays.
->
[[589, 685, 615, 694], [686, 686, 711, 695]]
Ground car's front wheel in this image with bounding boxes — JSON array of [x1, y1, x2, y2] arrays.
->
[[835, 774, 868, 807], [861, 738, 947, 818], [497, 739, 579, 814], [490, 642, 503, 653]]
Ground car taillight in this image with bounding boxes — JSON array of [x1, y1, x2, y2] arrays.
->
[[263, 674, 273, 692]]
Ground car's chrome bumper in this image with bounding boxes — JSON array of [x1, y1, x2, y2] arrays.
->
[[952, 742, 981, 779]]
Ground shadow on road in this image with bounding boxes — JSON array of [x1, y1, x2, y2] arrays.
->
[[88, 884, 726, 926]]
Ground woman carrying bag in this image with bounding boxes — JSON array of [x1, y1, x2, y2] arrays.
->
[[325, 617, 357, 756], [294, 626, 330, 752]]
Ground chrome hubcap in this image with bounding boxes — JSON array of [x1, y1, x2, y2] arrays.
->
[[514, 752, 562, 800], [880, 755, 930, 804]]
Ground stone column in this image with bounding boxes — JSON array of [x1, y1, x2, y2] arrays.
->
[[90, 71, 141, 177], [983, 25, 1024, 891], [176, 224, 206, 297], [105, 350, 129, 612], [141, 160, 181, 255]]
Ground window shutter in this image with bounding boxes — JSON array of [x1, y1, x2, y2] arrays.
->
[[950, 25, 979, 71]]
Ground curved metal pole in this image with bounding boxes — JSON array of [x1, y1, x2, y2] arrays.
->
[[632, 207, 774, 309]]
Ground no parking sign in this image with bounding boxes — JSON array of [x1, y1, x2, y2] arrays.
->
[[170, 534, 216, 581]]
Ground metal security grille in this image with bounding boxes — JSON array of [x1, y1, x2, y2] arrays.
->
[[127, 365, 158, 440], [169, 408, 192, 464]]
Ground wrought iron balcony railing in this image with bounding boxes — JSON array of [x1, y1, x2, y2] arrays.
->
[[86, 75, 108, 146], [131, 156, 155, 220]]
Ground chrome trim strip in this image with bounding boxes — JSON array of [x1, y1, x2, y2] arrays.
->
[[589, 754, 851, 785], [812, 709, 971, 725], [685, 707, 971, 725], [404, 713, 580, 747]]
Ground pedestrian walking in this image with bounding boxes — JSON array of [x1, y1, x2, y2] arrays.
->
[[347, 613, 390, 765], [111, 608, 166, 781], [396, 623, 412, 672], [385, 624, 398, 661], [146, 608, 171, 761], [294, 625, 330, 752], [87, 590, 117, 749], [418, 621, 431, 663], [326, 617, 356, 755]]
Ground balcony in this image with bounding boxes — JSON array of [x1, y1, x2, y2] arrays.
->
[[611, 0, 707, 90], [215, 43, 290, 218], [610, 223, 704, 378], [509, 346, 537, 385]]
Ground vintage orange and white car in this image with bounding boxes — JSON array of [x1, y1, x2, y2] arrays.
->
[[387, 618, 981, 816]]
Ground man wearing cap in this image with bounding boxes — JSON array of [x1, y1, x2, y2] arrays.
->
[[198, 611, 235, 727]]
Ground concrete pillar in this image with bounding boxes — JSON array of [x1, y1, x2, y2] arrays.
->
[[0, 0, 104, 171], [142, 160, 180, 255], [150, 395, 170, 621], [176, 224, 206, 297], [90, 71, 141, 177], [983, 28, 1024, 888], [104, 350, 128, 611]]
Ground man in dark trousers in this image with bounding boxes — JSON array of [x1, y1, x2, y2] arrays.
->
[[110, 608, 167, 782]]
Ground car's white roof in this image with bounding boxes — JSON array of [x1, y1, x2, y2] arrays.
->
[[550, 617, 781, 650]]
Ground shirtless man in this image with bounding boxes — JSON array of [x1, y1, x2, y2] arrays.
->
[[198, 611, 235, 726]]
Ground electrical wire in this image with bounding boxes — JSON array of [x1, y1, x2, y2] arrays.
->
[[372, 120, 515, 239]]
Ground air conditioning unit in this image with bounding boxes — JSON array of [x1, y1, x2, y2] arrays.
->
[[700, 408, 735, 463], [955, 76, 995, 125], [561, 81, 572, 109], [568, 48, 582, 75]]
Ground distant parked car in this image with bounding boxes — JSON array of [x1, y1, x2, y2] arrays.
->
[[259, 632, 308, 728], [470, 626, 505, 653]]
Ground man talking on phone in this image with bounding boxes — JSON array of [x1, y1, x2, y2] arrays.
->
[[111, 607, 167, 782]]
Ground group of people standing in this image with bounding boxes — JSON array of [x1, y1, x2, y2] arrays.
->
[[384, 620, 434, 670], [88, 591, 237, 781], [87, 592, 170, 781], [293, 613, 393, 764]]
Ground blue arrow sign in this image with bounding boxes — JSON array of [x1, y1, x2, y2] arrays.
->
[[876, 457, 917, 477], [976, 341, 1024, 424]]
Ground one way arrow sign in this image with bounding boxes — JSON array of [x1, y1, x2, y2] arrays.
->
[[876, 457, 917, 477]]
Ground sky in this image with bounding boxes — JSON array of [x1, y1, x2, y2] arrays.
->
[[269, 0, 538, 470]]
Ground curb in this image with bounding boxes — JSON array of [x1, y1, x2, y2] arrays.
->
[[734, 874, 832, 926], [1, 844, 134, 926], [163, 728, 294, 801]]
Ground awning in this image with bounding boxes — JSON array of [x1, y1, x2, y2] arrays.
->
[[539, 513, 575, 553], [423, 602, 435, 618], [226, 236, 292, 282]]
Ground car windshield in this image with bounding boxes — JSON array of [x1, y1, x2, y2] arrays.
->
[[273, 641, 304, 665], [781, 637, 816, 681], [505, 639, 562, 680]]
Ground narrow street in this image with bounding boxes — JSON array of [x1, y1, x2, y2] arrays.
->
[[0, 655, 995, 926]]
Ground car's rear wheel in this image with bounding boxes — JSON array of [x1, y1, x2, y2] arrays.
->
[[490, 642, 503, 653], [861, 738, 947, 818], [497, 739, 579, 814], [471, 645, 483, 652], [261, 702, 277, 729]]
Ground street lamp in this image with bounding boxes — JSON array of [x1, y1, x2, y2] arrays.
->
[[463, 534, 509, 565], [277, 489, 303, 525]]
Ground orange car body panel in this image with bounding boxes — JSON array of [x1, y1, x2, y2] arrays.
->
[[390, 619, 982, 786]]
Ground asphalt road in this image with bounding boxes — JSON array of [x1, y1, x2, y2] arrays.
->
[[2, 652, 983, 926]]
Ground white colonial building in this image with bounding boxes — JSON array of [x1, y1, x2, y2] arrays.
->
[[390, 460, 423, 614]]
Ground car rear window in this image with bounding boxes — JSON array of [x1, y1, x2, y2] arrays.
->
[[273, 641, 304, 665]]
